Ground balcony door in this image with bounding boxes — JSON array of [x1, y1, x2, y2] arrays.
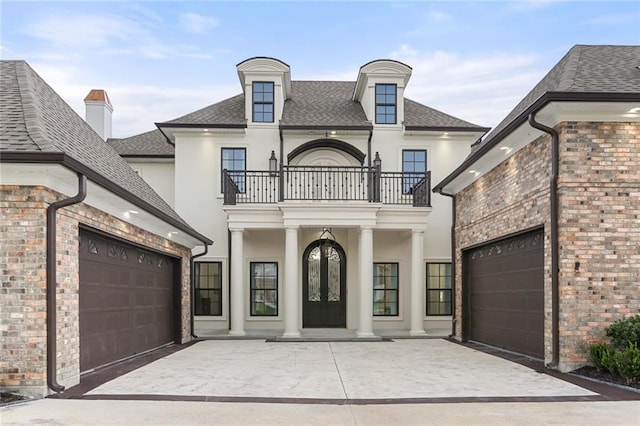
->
[[303, 240, 346, 328]]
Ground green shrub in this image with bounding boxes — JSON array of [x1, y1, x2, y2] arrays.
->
[[590, 342, 618, 374], [614, 344, 640, 384], [605, 315, 640, 349]]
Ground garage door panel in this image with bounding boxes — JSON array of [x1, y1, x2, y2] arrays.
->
[[465, 229, 544, 359], [79, 229, 177, 372]]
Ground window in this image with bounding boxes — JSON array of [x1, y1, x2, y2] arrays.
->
[[221, 147, 246, 193], [426, 263, 452, 315], [375, 84, 397, 124], [253, 81, 274, 123], [195, 262, 222, 316], [373, 263, 398, 316], [402, 149, 426, 194], [250, 262, 278, 316]]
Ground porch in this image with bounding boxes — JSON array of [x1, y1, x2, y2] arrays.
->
[[222, 165, 431, 206]]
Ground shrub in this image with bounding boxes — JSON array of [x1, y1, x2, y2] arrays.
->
[[590, 342, 617, 374], [605, 315, 640, 349], [614, 344, 640, 384]]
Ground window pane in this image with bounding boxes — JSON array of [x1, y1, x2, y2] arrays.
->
[[250, 262, 278, 316], [195, 262, 222, 316], [426, 263, 452, 315], [373, 262, 399, 316]]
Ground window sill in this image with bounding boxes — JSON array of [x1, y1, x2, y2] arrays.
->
[[246, 316, 282, 322]]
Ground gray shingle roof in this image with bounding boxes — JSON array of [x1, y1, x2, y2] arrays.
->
[[404, 98, 488, 130], [158, 80, 484, 131], [0, 60, 210, 244], [281, 81, 371, 127], [108, 129, 174, 156], [477, 45, 640, 149], [162, 94, 246, 126]]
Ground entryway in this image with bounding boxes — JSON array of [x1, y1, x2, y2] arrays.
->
[[302, 239, 346, 327]]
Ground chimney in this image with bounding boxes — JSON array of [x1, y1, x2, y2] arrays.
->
[[84, 89, 113, 140]]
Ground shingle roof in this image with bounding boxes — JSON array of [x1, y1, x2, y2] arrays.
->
[[404, 98, 488, 130], [477, 45, 640, 149], [162, 94, 246, 126], [281, 81, 371, 127], [108, 129, 174, 156], [0, 60, 210, 244]]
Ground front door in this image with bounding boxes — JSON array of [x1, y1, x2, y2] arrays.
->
[[303, 240, 346, 327]]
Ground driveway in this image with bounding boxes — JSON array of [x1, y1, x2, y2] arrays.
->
[[85, 339, 595, 400]]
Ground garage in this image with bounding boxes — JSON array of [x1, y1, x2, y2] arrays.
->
[[79, 228, 179, 372], [463, 228, 544, 359]]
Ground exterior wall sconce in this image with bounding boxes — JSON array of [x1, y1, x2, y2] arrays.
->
[[269, 150, 278, 175], [374, 152, 382, 169]]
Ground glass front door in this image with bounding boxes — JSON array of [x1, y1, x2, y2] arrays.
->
[[303, 240, 346, 327]]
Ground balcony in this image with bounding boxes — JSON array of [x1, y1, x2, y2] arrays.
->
[[223, 166, 431, 207]]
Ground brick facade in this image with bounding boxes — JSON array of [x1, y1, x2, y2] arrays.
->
[[454, 121, 640, 371], [0, 185, 193, 397]]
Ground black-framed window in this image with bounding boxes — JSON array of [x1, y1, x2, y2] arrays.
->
[[375, 83, 397, 124], [373, 262, 398, 316], [221, 147, 246, 193], [195, 262, 222, 316], [250, 262, 278, 316], [426, 263, 452, 315], [402, 149, 426, 194], [253, 81, 274, 123]]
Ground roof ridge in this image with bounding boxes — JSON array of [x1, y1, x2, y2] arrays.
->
[[556, 45, 584, 92], [14, 61, 57, 152]]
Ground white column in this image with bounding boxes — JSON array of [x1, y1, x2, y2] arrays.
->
[[358, 227, 374, 337], [283, 226, 300, 337], [229, 228, 246, 336], [410, 229, 426, 335]]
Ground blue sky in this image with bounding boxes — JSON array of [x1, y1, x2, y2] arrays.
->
[[2, 1, 639, 137]]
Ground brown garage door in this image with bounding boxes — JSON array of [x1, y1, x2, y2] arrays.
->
[[463, 228, 544, 359], [79, 228, 179, 372]]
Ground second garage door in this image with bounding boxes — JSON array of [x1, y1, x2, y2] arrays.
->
[[79, 229, 179, 372], [463, 228, 544, 359]]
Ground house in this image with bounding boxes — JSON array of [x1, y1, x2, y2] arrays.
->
[[0, 60, 212, 397], [433, 45, 640, 371], [108, 57, 488, 338]]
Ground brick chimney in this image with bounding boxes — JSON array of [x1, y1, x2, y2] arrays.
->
[[84, 89, 113, 140]]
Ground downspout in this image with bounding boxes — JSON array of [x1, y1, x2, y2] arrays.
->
[[436, 189, 457, 338], [190, 242, 209, 339], [528, 113, 560, 368], [367, 128, 373, 167], [47, 173, 87, 393]]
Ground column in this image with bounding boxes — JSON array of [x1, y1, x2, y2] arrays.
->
[[229, 228, 246, 336], [410, 229, 426, 335], [358, 227, 374, 337], [283, 226, 300, 337]]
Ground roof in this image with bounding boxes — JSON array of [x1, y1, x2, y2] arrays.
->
[[475, 45, 640, 151], [108, 129, 174, 157], [434, 44, 640, 193], [0, 60, 211, 245], [158, 80, 484, 131]]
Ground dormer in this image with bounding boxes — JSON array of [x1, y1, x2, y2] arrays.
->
[[353, 60, 412, 127], [236, 57, 292, 125]]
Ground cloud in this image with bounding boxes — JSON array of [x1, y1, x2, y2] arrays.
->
[[583, 13, 636, 26], [389, 45, 546, 129], [178, 12, 219, 34]]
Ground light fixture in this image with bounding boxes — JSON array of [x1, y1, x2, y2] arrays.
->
[[627, 107, 640, 114], [373, 152, 382, 169], [269, 150, 278, 175], [499, 146, 513, 154], [318, 228, 337, 258], [128, 210, 139, 215], [330, 130, 337, 135], [468, 170, 477, 174], [203, 128, 209, 132]]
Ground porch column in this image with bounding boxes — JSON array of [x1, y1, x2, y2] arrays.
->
[[358, 226, 374, 337], [229, 228, 246, 336], [283, 226, 300, 337], [410, 229, 426, 335]]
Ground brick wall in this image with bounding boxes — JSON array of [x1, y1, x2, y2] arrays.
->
[[455, 136, 553, 362], [1, 185, 193, 397], [557, 122, 640, 370], [454, 121, 640, 371]]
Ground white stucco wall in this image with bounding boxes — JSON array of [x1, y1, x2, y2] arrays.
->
[[127, 160, 175, 208]]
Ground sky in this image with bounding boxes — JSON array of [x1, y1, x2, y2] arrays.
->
[[1, 0, 639, 138]]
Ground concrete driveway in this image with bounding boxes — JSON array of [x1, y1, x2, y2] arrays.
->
[[85, 339, 594, 400]]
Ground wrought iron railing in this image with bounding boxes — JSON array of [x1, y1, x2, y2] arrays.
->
[[222, 167, 430, 207]]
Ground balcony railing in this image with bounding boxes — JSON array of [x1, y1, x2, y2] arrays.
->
[[223, 166, 431, 207]]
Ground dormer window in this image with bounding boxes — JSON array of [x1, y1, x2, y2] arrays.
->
[[253, 81, 274, 123], [375, 84, 397, 124]]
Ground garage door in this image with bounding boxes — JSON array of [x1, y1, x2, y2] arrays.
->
[[79, 229, 178, 372], [463, 228, 544, 359]]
